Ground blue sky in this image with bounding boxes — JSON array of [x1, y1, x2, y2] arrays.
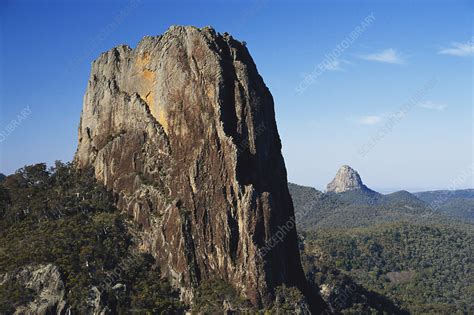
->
[[0, 0, 472, 191]]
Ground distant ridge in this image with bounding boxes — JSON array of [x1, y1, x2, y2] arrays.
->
[[414, 189, 474, 221], [289, 167, 473, 230]]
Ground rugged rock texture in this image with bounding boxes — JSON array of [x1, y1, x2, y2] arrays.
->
[[0, 264, 66, 315], [74, 26, 325, 312], [0, 264, 110, 315], [326, 165, 371, 193]]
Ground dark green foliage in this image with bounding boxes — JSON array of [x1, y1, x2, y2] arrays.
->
[[0, 278, 35, 314], [0, 185, 10, 219], [0, 161, 116, 229], [301, 223, 474, 314], [290, 182, 474, 313], [415, 189, 474, 222], [309, 265, 407, 314], [108, 253, 184, 314], [415, 189, 474, 203], [192, 279, 253, 313], [288, 182, 324, 212], [271, 285, 310, 314], [0, 162, 183, 313], [289, 182, 468, 230], [296, 190, 428, 230]]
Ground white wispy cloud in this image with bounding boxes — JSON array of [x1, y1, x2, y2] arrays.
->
[[356, 115, 384, 125], [321, 59, 349, 71], [439, 40, 474, 57], [322, 59, 343, 71], [418, 101, 447, 111], [359, 48, 404, 64]]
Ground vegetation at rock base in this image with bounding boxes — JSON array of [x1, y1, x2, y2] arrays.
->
[[271, 285, 311, 314], [191, 279, 254, 313], [0, 278, 35, 314], [0, 162, 312, 314], [2, 162, 472, 314], [0, 162, 183, 313]]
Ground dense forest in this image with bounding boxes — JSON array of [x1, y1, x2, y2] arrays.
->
[[0, 162, 185, 313], [288, 183, 469, 230], [0, 163, 315, 313], [290, 182, 474, 314], [1, 164, 472, 314], [414, 190, 474, 222], [300, 223, 473, 314]]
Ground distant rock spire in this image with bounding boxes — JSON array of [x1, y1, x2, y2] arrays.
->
[[326, 165, 370, 193]]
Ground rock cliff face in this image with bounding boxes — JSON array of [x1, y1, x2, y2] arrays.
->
[[1, 264, 66, 315], [75, 26, 325, 312], [326, 165, 370, 193]]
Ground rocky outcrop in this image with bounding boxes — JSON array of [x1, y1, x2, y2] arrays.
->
[[0, 264, 111, 315], [0, 264, 66, 315], [74, 26, 325, 312], [326, 165, 371, 193]]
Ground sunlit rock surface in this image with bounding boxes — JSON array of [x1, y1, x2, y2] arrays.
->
[[75, 25, 325, 312]]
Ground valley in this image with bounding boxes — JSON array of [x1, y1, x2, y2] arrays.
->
[[290, 166, 474, 314]]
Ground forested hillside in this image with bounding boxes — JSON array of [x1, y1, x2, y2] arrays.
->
[[289, 183, 470, 230], [0, 163, 312, 313], [301, 223, 473, 314], [415, 189, 474, 221], [0, 163, 184, 313], [1, 165, 472, 314], [290, 182, 474, 314]]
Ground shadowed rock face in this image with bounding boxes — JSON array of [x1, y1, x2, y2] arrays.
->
[[75, 25, 325, 312]]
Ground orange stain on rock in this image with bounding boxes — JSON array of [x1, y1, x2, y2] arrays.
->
[[135, 52, 169, 133]]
